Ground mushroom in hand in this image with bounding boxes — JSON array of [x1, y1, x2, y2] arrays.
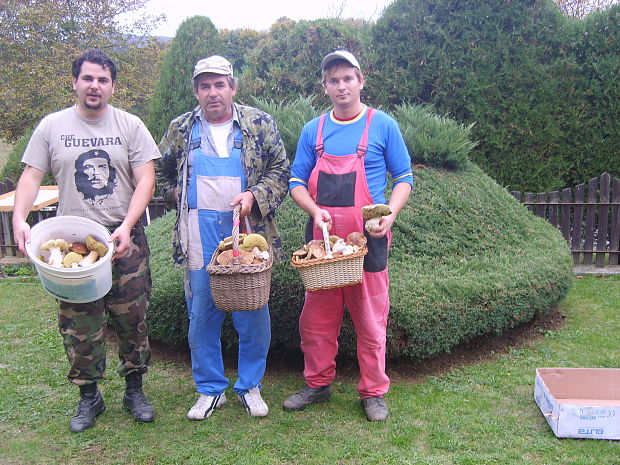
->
[[361, 204, 392, 233]]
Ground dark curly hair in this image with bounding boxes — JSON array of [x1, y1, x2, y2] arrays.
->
[[72, 49, 117, 82]]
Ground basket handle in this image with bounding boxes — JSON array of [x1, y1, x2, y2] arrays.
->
[[244, 216, 253, 235], [231, 205, 254, 265], [322, 223, 333, 259], [232, 205, 241, 264]]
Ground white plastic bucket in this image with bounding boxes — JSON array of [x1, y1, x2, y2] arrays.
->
[[25, 216, 114, 303]]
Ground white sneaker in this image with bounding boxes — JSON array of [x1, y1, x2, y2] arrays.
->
[[238, 387, 268, 417], [187, 393, 227, 420]]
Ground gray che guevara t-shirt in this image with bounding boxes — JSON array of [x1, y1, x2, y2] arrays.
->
[[22, 105, 161, 226]]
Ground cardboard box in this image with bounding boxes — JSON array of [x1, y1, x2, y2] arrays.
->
[[534, 368, 620, 440]]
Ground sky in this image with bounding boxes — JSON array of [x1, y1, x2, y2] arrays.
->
[[143, 0, 396, 37]]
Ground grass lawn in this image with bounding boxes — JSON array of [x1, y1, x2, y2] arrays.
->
[[0, 275, 618, 464]]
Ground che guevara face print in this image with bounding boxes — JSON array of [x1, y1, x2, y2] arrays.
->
[[74, 149, 118, 205]]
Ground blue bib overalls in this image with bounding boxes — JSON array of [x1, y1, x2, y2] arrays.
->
[[185, 122, 270, 396]]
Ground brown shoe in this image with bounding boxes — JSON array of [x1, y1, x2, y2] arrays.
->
[[283, 385, 331, 411], [362, 396, 388, 421]]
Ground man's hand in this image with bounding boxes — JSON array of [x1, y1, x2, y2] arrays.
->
[[369, 182, 411, 239], [313, 209, 332, 232], [109, 224, 131, 260], [12, 165, 46, 256], [12, 218, 31, 256], [367, 213, 395, 238], [290, 185, 332, 233], [231, 191, 255, 217]]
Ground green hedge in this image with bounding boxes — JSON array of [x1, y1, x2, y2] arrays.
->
[[239, 18, 368, 104], [144, 210, 187, 346], [142, 1, 619, 192], [145, 162, 572, 358], [144, 100, 572, 358], [369, 0, 620, 191]]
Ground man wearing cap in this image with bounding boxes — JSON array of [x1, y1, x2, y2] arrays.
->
[[156, 55, 290, 419], [284, 50, 413, 421]]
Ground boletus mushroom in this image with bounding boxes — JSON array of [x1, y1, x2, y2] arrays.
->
[[40, 238, 70, 268], [361, 204, 392, 233]]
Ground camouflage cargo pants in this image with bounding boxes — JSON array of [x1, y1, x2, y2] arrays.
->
[[58, 223, 152, 386]]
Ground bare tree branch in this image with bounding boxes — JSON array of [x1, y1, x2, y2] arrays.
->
[[554, 0, 619, 18]]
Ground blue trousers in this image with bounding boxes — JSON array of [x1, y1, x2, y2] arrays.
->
[[186, 269, 271, 396]]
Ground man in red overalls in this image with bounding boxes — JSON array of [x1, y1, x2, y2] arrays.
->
[[284, 51, 413, 421]]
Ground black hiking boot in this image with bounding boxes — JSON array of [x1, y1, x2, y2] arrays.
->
[[69, 383, 105, 433], [123, 372, 155, 422]]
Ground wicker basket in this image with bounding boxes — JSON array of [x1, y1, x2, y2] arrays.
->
[[206, 206, 272, 311], [291, 224, 367, 292], [291, 247, 367, 292]]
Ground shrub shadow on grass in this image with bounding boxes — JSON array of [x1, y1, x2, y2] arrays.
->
[[136, 305, 565, 384]]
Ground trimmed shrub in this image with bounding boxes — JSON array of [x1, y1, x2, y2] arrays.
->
[[145, 103, 572, 360], [386, 163, 572, 359], [145, 163, 572, 358], [249, 96, 323, 161], [393, 103, 477, 170], [144, 210, 186, 347]]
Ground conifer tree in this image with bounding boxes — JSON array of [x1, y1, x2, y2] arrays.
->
[[146, 16, 224, 140]]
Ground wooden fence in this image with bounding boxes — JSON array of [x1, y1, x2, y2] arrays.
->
[[512, 172, 620, 267], [0, 177, 169, 260], [0, 177, 18, 260]]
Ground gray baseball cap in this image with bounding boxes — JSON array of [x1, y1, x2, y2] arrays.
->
[[192, 55, 233, 80], [321, 50, 361, 72]]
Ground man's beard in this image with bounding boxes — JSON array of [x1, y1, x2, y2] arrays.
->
[[84, 101, 102, 110]]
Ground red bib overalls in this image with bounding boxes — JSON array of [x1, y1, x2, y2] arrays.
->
[[300, 108, 391, 398]]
